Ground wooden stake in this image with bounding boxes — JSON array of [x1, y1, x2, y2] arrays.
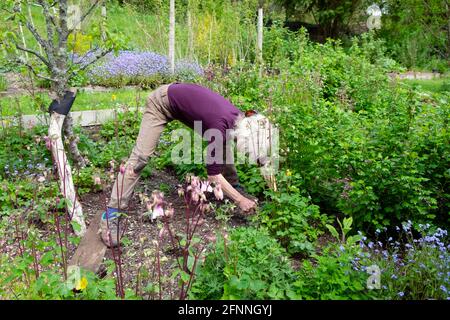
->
[[169, 0, 175, 74], [257, 7, 263, 76]]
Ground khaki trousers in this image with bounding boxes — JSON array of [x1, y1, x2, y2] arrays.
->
[[108, 84, 239, 210]]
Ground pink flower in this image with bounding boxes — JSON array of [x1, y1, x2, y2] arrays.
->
[[214, 184, 224, 200], [43, 136, 52, 150], [191, 188, 200, 203], [164, 206, 174, 218], [190, 176, 200, 188], [200, 181, 213, 193], [152, 204, 164, 220], [177, 185, 185, 197], [119, 163, 126, 175], [151, 191, 164, 205], [93, 176, 102, 185]]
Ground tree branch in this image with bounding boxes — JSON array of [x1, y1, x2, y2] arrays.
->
[[72, 46, 111, 73], [24, 18, 51, 53], [37, 0, 62, 37], [16, 57, 57, 82], [15, 42, 51, 68]]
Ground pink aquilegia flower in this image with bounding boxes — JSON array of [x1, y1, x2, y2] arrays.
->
[[214, 184, 224, 200], [93, 176, 102, 185], [190, 176, 200, 188], [43, 136, 51, 150], [164, 205, 174, 218], [191, 187, 202, 203], [200, 181, 213, 193], [149, 191, 165, 220], [119, 163, 126, 175], [152, 203, 164, 220], [177, 185, 184, 197]]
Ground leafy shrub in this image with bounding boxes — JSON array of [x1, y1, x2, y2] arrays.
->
[[260, 170, 328, 255], [190, 227, 296, 300], [206, 28, 449, 232]]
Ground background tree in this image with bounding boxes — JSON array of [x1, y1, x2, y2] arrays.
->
[[1, 0, 122, 167], [0, 0, 123, 235], [379, 0, 450, 70], [275, 0, 367, 39]]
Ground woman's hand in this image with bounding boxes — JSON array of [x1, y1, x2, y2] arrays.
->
[[238, 196, 257, 214]]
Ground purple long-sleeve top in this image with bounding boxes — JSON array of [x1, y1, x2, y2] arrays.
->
[[167, 83, 241, 175]]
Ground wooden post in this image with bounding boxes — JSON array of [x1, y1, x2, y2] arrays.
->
[[101, 2, 107, 41], [18, 1, 29, 59], [187, 9, 193, 59], [257, 7, 263, 76], [169, 0, 175, 74], [27, 3, 42, 55]]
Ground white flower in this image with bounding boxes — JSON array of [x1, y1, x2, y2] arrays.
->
[[214, 184, 224, 200]]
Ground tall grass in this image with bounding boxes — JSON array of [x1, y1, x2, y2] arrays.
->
[[5, 1, 261, 67]]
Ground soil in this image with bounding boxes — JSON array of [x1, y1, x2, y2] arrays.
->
[[78, 168, 250, 299]]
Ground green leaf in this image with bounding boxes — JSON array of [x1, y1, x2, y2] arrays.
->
[[180, 271, 190, 283], [326, 224, 339, 240]]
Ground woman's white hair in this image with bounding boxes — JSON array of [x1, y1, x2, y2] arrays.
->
[[231, 113, 277, 165]]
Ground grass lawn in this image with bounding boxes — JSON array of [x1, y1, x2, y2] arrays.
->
[[0, 88, 148, 116], [401, 75, 450, 94]]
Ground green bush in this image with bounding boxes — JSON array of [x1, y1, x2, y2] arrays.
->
[[206, 28, 449, 232], [190, 227, 296, 300], [259, 170, 328, 255]]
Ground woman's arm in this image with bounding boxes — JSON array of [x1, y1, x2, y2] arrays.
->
[[208, 174, 257, 213]]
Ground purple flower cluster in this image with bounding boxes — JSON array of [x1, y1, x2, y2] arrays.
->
[[88, 51, 169, 80], [175, 59, 204, 77], [353, 225, 450, 299], [87, 51, 203, 82]]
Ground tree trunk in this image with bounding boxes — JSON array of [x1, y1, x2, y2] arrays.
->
[[58, 0, 87, 168]]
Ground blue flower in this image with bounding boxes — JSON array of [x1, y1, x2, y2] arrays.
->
[[441, 286, 447, 293], [398, 291, 404, 297]]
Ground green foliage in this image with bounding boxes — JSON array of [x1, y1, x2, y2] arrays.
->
[[209, 28, 449, 232], [293, 242, 377, 300], [260, 170, 328, 255], [380, 0, 449, 71], [0, 73, 7, 91], [190, 227, 296, 300], [72, 166, 104, 195]]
